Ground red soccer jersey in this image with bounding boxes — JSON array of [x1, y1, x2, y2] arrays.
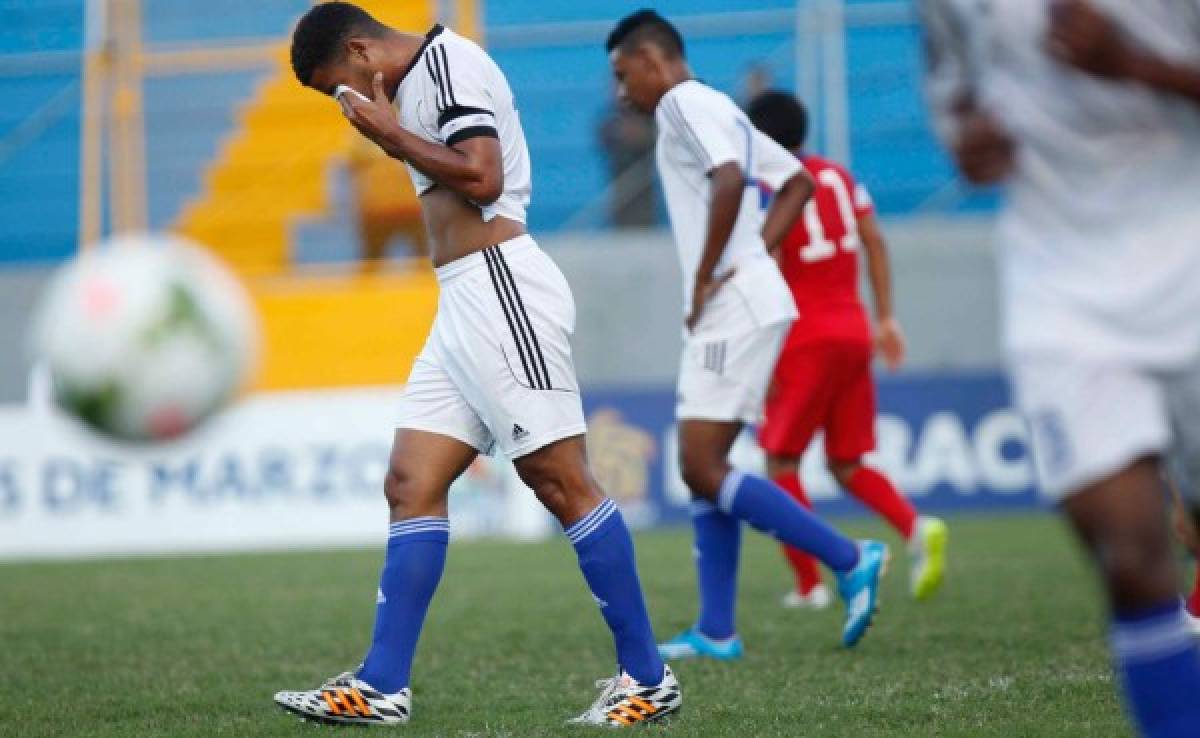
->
[[776, 154, 875, 349]]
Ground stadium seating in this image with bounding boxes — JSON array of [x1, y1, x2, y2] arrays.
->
[[0, 0, 990, 266]]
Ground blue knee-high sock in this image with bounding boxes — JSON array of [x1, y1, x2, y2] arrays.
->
[[566, 499, 665, 685], [719, 469, 859, 572], [1111, 601, 1200, 738], [356, 517, 449, 693], [690, 498, 741, 640]]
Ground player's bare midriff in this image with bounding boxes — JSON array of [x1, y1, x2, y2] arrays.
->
[[420, 186, 527, 268]]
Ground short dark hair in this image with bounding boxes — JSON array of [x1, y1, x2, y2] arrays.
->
[[290, 2, 388, 87], [746, 90, 808, 151], [605, 9, 684, 58]]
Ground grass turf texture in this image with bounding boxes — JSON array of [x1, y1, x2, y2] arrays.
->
[[1, 514, 1134, 737]]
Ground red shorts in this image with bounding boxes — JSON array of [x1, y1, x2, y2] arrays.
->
[[758, 340, 877, 461]]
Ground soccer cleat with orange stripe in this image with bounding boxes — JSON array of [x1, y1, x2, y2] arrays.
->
[[273, 671, 410, 726], [567, 665, 681, 727]]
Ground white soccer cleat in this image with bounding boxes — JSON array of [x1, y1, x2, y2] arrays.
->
[[568, 665, 682, 727], [781, 584, 833, 610], [274, 671, 410, 726]]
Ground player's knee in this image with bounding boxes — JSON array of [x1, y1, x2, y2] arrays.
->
[[516, 454, 600, 522], [827, 459, 861, 487], [383, 462, 443, 517], [679, 450, 727, 500], [765, 455, 801, 480], [1094, 530, 1177, 608]]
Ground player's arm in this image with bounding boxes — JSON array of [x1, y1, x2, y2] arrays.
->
[[1047, 0, 1200, 105], [341, 72, 503, 204], [761, 171, 814, 255], [662, 92, 753, 330], [688, 161, 744, 331], [859, 213, 905, 370], [918, 0, 1015, 184]]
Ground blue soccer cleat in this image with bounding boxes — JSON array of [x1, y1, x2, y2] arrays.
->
[[835, 540, 888, 648], [657, 627, 744, 661]]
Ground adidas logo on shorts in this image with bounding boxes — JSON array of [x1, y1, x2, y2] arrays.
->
[[512, 424, 530, 442]]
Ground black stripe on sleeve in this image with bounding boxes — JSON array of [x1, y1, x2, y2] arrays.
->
[[437, 45, 458, 107], [495, 249, 553, 390], [446, 125, 498, 147], [484, 247, 538, 389], [437, 105, 493, 129], [425, 52, 445, 111]]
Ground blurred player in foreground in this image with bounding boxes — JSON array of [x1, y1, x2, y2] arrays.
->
[[921, 0, 1200, 735], [275, 2, 680, 727], [606, 10, 888, 660], [746, 91, 948, 609]]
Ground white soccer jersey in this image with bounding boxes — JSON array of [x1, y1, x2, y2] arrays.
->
[[393, 25, 531, 224], [655, 79, 803, 332], [921, 0, 1200, 368]]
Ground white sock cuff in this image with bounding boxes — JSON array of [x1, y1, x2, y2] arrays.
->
[[388, 516, 450, 539], [1112, 604, 1194, 664], [565, 498, 618, 545], [717, 469, 745, 515]]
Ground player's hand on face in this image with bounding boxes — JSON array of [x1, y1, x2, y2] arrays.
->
[[1046, 0, 1136, 80], [340, 72, 400, 147], [953, 110, 1015, 185], [875, 317, 906, 372], [686, 269, 736, 333]]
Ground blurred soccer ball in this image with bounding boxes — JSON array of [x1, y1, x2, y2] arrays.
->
[[31, 233, 257, 442]]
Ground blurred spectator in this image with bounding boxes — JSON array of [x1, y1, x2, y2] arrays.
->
[[597, 100, 658, 228], [739, 62, 773, 107]]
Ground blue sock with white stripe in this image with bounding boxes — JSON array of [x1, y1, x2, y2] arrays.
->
[[566, 498, 665, 685], [690, 499, 741, 640], [1111, 601, 1200, 738], [356, 517, 449, 693], [719, 469, 859, 572]]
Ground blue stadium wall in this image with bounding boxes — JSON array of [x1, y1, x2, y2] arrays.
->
[[0, 0, 993, 264]]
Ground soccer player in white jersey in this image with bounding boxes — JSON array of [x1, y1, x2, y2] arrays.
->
[[921, 1, 1200, 735], [273, 3, 681, 727], [606, 10, 888, 660]]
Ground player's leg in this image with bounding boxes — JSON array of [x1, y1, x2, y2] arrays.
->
[[758, 345, 834, 607], [1061, 459, 1200, 738], [825, 342, 946, 600], [516, 437, 681, 727], [356, 429, 477, 691], [679, 417, 860, 572], [669, 417, 885, 649], [827, 458, 916, 539], [513, 435, 666, 690], [666, 322, 886, 650], [449, 239, 678, 726], [766, 454, 827, 607], [1018, 356, 1200, 737], [828, 456, 947, 601], [274, 428, 477, 726]]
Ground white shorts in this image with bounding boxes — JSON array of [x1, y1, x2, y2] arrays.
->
[[1011, 353, 1200, 501], [677, 320, 790, 424], [397, 235, 587, 458]]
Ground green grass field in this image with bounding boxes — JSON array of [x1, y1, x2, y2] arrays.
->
[[1, 514, 1136, 737]]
